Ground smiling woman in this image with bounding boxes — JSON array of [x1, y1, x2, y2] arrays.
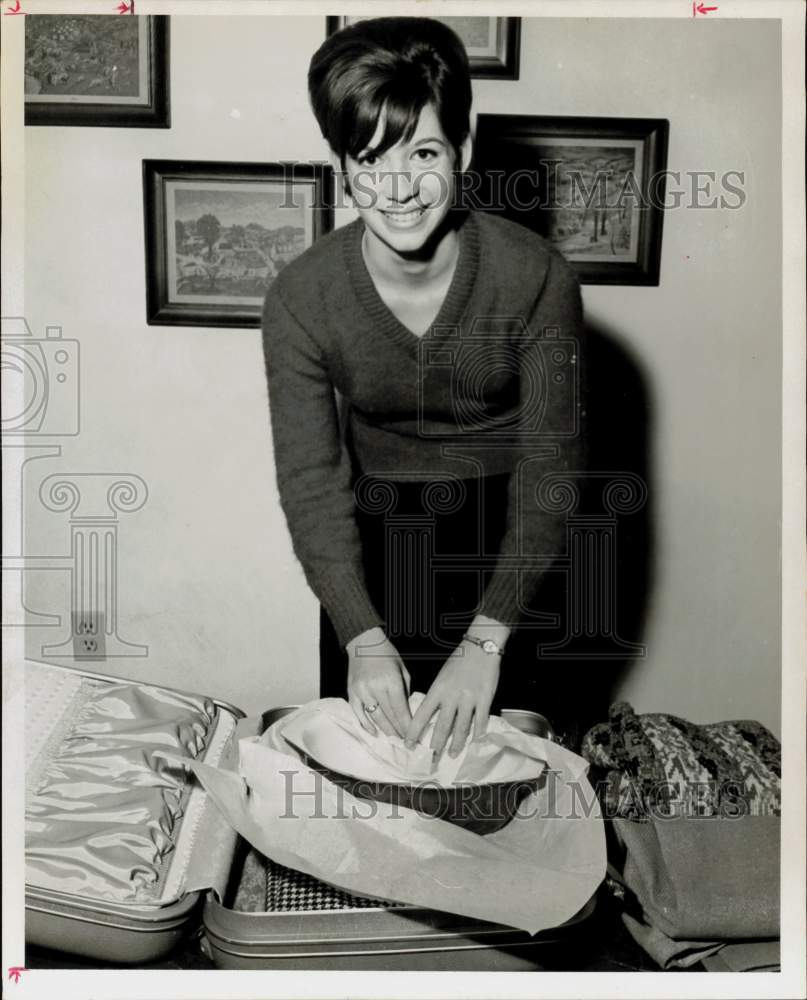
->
[[340, 104, 471, 338], [261, 17, 590, 760], [346, 105, 470, 336], [343, 105, 470, 259]]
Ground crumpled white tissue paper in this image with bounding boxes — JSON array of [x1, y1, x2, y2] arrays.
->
[[267, 693, 548, 786], [181, 695, 606, 934]]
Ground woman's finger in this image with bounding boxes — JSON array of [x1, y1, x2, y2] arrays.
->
[[384, 676, 413, 738], [430, 702, 458, 762], [362, 696, 396, 738], [404, 690, 439, 747], [472, 697, 494, 739], [377, 691, 405, 739], [448, 700, 474, 758], [349, 693, 376, 735]]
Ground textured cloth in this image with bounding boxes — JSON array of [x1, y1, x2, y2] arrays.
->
[[700, 940, 780, 972], [261, 208, 586, 647], [619, 912, 779, 971], [231, 848, 402, 912], [581, 704, 781, 971], [612, 817, 780, 971], [619, 912, 726, 969], [581, 701, 781, 819], [231, 847, 269, 913], [265, 858, 404, 912], [613, 815, 780, 941]]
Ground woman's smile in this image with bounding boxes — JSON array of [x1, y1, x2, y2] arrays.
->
[[379, 204, 428, 228]]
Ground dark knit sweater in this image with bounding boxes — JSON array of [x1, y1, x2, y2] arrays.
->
[[261, 209, 586, 649]]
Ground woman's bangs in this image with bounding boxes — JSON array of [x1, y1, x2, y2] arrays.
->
[[345, 86, 426, 160]]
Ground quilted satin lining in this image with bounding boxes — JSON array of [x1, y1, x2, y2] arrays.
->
[[26, 681, 216, 903]]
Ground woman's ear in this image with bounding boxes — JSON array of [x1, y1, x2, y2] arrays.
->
[[459, 132, 473, 174]]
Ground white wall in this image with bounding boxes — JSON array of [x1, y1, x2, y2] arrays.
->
[[22, 15, 781, 735]]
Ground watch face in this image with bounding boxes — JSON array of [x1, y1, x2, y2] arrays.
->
[[482, 639, 498, 654]]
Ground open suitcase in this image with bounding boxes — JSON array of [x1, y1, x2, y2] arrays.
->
[[24, 660, 597, 970]]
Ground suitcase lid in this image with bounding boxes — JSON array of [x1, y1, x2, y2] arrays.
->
[[24, 658, 246, 912]]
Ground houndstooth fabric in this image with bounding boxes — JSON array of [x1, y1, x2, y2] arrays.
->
[[264, 859, 405, 912], [581, 702, 781, 819]]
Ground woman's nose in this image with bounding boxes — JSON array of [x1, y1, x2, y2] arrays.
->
[[381, 167, 415, 203]]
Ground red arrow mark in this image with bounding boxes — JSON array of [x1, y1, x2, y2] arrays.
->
[[692, 1, 718, 14], [117, 0, 133, 12], [4, 1, 25, 14], [8, 968, 28, 984]]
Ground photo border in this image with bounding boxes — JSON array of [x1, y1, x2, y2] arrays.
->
[[2, 3, 804, 999]]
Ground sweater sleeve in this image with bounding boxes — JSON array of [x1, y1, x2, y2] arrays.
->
[[478, 250, 587, 628], [261, 285, 384, 648]]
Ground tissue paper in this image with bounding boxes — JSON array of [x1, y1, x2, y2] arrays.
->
[[182, 698, 606, 934], [267, 693, 547, 786]]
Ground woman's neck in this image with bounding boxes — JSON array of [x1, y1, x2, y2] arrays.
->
[[361, 218, 460, 291]]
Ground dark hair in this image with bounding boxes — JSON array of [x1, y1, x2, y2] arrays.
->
[[308, 17, 472, 169]]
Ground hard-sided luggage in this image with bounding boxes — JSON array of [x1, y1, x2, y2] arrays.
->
[[23, 660, 596, 969]]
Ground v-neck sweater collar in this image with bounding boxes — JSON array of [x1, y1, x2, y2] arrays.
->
[[342, 208, 482, 357]]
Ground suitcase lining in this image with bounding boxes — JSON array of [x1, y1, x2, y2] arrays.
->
[[158, 705, 238, 903], [25, 663, 222, 906], [25, 667, 98, 800]]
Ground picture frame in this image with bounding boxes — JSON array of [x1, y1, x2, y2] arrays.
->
[[24, 15, 170, 128], [142, 160, 334, 328], [325, 16, 521, 79], [473, 115, 670, 285]]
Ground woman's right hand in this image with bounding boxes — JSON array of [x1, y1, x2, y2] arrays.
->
[[346, 626, 412, 738]]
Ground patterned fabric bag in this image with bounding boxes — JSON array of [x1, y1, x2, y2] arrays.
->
[[580, 701, 780, 820]]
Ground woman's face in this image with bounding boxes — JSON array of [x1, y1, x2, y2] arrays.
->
[[339, 104, 471, 258]]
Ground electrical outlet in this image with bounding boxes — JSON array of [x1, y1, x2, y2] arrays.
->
[[73, 612, 107, 660]]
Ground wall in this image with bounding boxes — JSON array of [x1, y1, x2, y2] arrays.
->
[[22, 15, 781, 734]]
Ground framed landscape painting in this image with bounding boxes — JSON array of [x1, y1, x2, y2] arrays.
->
[[142, 160, 333, 328], [24, 15, 170, 128], [326, 16, 520, 79], [473, 115, 670, 285]]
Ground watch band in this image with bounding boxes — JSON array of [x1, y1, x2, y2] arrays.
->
[[461, 632, 505, 656]]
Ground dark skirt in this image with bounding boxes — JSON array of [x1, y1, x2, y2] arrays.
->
[[319, 472, 601, 749]]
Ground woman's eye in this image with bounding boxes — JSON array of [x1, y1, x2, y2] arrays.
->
[[357, 153, 379, 167], [414, 148, 439, 162]]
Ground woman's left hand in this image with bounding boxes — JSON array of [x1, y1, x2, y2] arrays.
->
[[403, 642, 500, 762]]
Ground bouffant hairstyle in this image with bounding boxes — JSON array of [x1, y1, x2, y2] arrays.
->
[[308, 17, 472, 170]]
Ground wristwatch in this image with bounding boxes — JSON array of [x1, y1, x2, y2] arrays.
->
[[461, 633, 505, 656]]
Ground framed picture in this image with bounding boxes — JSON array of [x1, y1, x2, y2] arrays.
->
[[473, 115, 670, 285], [142, 160, 333, 328], [25, 15, 170, 128], [325, 17, 520, 79]]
